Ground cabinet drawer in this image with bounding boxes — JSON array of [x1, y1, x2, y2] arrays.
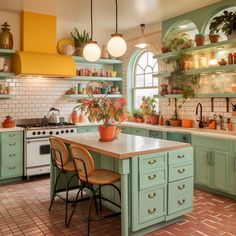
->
[[131, 128, 149, 137], [168, 147, 193, 165], [139, 185, 166, 224], [0, 132, 23, 141], [139, 167, 167, 190], [77, 126, 98, 133], [139, 152, 166, 171], [168, 177, 193, 215], [169, 163, 193, 182], [149, 130, 162, 139], [121, 126, 131, 134], [166, 132, 191, 143], [1, 164, 23, 178]]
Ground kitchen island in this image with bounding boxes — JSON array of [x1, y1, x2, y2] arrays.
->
[[51, 133, 193, 236]]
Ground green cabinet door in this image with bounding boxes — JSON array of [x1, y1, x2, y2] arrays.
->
[[149, 130, 162, 139], [121, 126, 131, 134], [166, 132, 191, 143], [212, 150, 229, 192], [130, 128, 149, 137], [194, 146, 211, 187]]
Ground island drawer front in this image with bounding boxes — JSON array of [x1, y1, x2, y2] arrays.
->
[[168, 177, 193, 215], [166, 132, 191, 143], [139, 185, 166, 224], [77, 126, 98, 133], [139, 167, 167, 190], [168, 163, 193, 182], [1, 164, 23, 178], [168, 147, 193, 165], [121, 126, 131, 134], [131, 128, 149, 137], [149, 130, 162, 139], [139, 152, 166, 171], [1, 141, 23, 167], [0, 132, 23, 141]]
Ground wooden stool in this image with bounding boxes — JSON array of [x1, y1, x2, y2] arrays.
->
[[49, 137, 77, 226], [67, 144, 121, 235]]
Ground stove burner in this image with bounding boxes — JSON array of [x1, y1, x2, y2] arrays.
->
[[17, 122, 75, 129]]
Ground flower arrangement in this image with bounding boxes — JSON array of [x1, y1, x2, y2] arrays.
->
[[78, 96, 127, 141]]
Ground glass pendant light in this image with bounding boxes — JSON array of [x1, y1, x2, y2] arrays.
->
[[107, 0, 127, 58], [135, 24, 150, 49], [83, 0, 101, 62]]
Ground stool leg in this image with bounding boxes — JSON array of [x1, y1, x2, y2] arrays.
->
[[88, 186, 94, 236], [49, 170, 62, 211], [99, 185, 102, 212]]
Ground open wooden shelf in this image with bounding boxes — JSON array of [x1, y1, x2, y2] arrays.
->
[[0, 49, 15, 56], [67, 76, 122, 82], [73, 56, 122, 65], [0, 94, 16, 99], [64, 94, 122, 99]]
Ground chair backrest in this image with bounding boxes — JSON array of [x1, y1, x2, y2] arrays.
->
[[69, 144, 94, 179], [49, 137, 70, 168]]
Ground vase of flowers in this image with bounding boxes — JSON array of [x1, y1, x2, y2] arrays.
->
[[78, 96, 127, 141]]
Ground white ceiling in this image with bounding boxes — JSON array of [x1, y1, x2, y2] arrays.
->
[[0, 0, 221, 33]]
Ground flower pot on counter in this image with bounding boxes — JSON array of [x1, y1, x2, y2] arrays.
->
[[137, 117, 144, 123], [144, 114, 151, 123], [2, 115, 15, 128], [150, 115, 159, 125], [181, 119, 193, 128], [99, 125, 116, 142], [170, 119, 181, 127]]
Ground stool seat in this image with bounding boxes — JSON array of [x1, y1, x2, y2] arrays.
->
[[80, 169, 120, 185]]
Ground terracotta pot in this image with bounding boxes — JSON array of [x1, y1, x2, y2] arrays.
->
[[137, 117, 144, 123], [195, 34, 205, 46], [150, 115, 159, 125], [209, 34, 220, 44], [71, 111, 79, 124], [181, 119, 193, 128], [99, 125, 116, 142], [170, 119, 181, 127], [114, 127, 121, 139], [2, 115, 15, 128], [75, 47, 84, 56], [144, 114, 151, 123]]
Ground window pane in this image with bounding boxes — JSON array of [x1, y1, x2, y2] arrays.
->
[[145, 66, 152, 74], [153, 76, 158, 86], [134, 88, 159, 109], [135, 74, 144, 87], [137, 52, 148, 69], [148, 52, 157, 68], [135, 64, 144, 75], [145, 73, 152, 86]]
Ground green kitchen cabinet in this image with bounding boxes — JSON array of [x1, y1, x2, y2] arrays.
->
[[77, 125, 98, 133], [149, 130, 162, 139], [130, 127, 149, 137], [192, 135, 230, 192], [166, 132, 191, 143], [0, 131, 23, 180], [121, 126, 131, 134]]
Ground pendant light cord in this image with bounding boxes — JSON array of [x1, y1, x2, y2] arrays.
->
[[115, 0, 118, 34], [90, 0, 93, 40]]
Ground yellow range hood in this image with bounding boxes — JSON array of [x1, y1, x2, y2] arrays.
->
[[12, 11, 76, 77]]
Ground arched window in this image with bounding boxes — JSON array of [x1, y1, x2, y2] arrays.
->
[[133, 51, 158, 108]]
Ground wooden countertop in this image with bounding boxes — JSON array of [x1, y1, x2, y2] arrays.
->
[[56, 133, 190, 159]]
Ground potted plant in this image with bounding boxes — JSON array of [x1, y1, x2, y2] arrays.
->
[[132, 109, 144, 123], [78, 96, 127, 141], [195, 34, 205, 46], [208, 34, 220, 44], [169, 99, 181, 127], [139, 96, 152, 123], [209, 10, 236, 39], [166, 33, 191, 51], [70, 28, 90, 56]]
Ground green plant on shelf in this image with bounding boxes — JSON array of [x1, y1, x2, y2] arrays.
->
[[164, 52, 200, 99], [132, 109, 143, 119], [165, 33, 192, 52], [70, 28, 90, 48]]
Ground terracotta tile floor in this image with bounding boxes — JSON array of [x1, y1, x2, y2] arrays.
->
[[1, 177, 236, 236]]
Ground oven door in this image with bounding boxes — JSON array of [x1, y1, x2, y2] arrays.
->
[[26, 138, 51, 167]]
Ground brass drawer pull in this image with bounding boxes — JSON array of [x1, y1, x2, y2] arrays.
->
[[148, 208, 156, 214], [178, 184, 185, 190], [148, 174, 156, 180], [9, 143, 16, 146], [177, 154, 185, 158], [178, 199, 185, 205], [178, 168, 185, 174], [9, 154, 16, 157], [148, 193, 156, 199], [148, 160, 156, 165], [9, 166, 16, 170]]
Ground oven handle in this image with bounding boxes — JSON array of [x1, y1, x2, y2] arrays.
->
[[27, 138, 49, 143]]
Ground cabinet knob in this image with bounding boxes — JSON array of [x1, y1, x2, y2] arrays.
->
[[148, 174, 156, 180], [178, 199, 185, 205], [148, 160, 156, 165], [178, 184, 185, 190], [9, 166, 16, 170], [9, 143, 16, 146], [148, 208, 156, 214], [9, 154, 16, 157], [178, 168, 185, 174], [177, 154, 185, 159], [148, 192, 156, 199]]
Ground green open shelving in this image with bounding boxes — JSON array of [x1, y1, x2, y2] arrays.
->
[[64, 94, 122, 99], [154, 93, 236, 99], [67, 76, 122, 82], [0, 94, 16, 99], [73, 56, 122, 65]]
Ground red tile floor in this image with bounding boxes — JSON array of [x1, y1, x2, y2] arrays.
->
[[0, 176, 236, 236]]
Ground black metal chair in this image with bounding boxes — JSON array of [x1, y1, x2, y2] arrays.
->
[[67, 144, 121, 235]]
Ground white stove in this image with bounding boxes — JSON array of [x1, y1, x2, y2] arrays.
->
[[16, 119, 77, 178]]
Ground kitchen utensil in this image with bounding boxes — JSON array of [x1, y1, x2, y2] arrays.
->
[[48, 107, 60, 124], [2, 115, 15, 128]]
